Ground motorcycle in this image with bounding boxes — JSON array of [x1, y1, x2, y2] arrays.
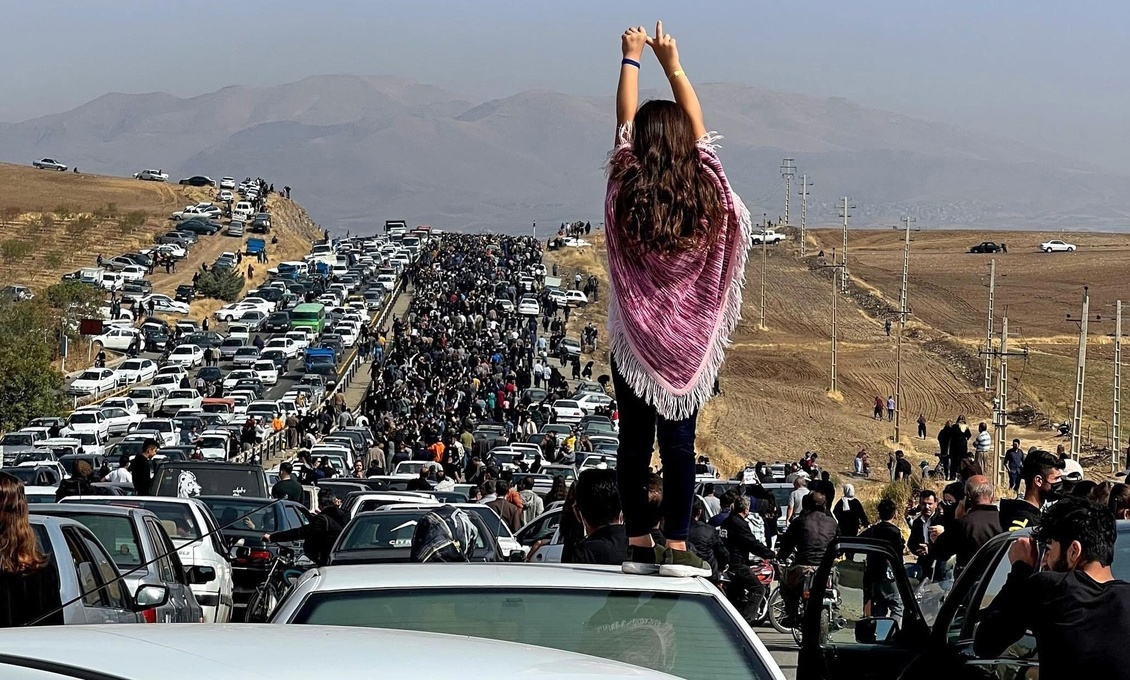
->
[[243, 547, 311, 623], [767, 563, 847, 646], [722, 558, 778, 627]]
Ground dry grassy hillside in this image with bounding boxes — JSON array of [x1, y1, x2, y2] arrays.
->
[[546, 226, 1117, 491], [810, 227, 1130, 462], [0, 163, 321, 306]]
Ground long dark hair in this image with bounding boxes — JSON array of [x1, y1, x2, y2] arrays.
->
[[611, 100, 725, 255], [0, 473, 47, 573]]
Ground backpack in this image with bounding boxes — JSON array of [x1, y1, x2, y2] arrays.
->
[[410, 505, 478, 563]]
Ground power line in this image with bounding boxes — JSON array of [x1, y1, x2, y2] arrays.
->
[[838, 197, 854, 293], [780, 159, 796, 227], [893, 216, 916, 443], [1066, 286, 1103, 460], [798, 175, 812, 257]]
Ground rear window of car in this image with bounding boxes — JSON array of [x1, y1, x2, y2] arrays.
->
[[290, 588, 771, 680]]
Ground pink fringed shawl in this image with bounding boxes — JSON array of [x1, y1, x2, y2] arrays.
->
[[605, 126, 752, 421]]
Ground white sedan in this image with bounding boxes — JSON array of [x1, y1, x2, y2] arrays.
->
[[219, 177, 237, 190], [222, 370, 258, 391], [67, 368, 118, 397], [98, 406, 145, 435], [139, 294, 190, 315], [33, 158, 67, 171], [252, 360, 279, 386], [118, 265, 148, 282], [166, 344, 204, 368], [264, 337, 300, 359], [92, 326, 141, 352], [518, 298, 540, 316], [133, 169, 169, 182], [284, 331, 310, 352], [1041, 239, 1077, 253], [574, 392, 613, 414], [551, 399, 584, 424], [163, 389, 203, 414], [115, 358, 158, 385], [66, 409, 110, 439]]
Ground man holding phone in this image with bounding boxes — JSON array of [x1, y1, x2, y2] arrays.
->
[[975, 496, 1130, 676]]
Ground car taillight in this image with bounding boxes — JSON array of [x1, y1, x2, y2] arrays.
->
[[249, 549, 272, 561], [141, 608, 157, 623]]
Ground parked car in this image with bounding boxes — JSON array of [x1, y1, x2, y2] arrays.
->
[[968, 241, 1001, 253], [163, 389, 203, 415], [551, 399, 584, 424], [138, 294, 190, 315], [33, 504, 206, 623], [59, 495, 235, 623], [91, 326, 141, 352], [68, 368, 118, 397], [126, 387, 168, 416], [27, 515, 159, 623], [179, 175, 215, 187], [166, 345, 204, 368], [114, 358, 158, 386], [134, 169, 169, 182], [194, 495, 309, 612], [227, 221, 245, 237], [33, 158, 68, 171], [1041, 239, 1077, 252], [271, 563, 783, 680]]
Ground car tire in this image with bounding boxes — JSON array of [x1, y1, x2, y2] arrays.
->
[[1069, 246, 1076, 252], [1044, 248, 1052, 253]]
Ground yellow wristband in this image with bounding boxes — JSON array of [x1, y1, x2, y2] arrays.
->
[[669, 70, 685, 79]]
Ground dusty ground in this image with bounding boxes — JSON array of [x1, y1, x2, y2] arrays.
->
[[547, 225, 1118, 496], [0, 163, 321, 297]]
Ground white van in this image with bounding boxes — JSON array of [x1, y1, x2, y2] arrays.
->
[[233, 201, 254, 221]]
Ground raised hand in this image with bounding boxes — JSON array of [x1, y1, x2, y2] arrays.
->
[[646, 20, 681, 73], [621, 26, 648, 61]]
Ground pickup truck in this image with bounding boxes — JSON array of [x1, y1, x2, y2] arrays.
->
[[304, 347, 337, 373], [751, 229, 787, 245], [246, 238, 266, 256]]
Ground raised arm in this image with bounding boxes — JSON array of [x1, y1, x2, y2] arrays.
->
[[648, 21, 706, 139], [617, 26, 648, 135]]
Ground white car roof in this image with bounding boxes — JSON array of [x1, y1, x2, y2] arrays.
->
[[295, 562, 717, 595], [0, 625, 679, 680]]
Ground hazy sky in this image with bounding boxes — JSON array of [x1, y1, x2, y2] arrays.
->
[[3, 0, 1129, 172]]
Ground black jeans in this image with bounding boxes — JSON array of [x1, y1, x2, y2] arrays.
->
[[612, 361, 697, 541], [729, 564, 766, 624]]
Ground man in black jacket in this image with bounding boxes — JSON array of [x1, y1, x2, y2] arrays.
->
[[975, 496, 1130, 678], [719, 496, 775, 623], [263, 490, 345, 566], [777, 491, 838, 624], [129, 439, 158, 496], [688, 500, 728, 578], [907, 489, 945, 580], [999, 448, 1064, 532], [930, 475, 1001, 575]]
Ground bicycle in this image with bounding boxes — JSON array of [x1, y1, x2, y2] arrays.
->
[[243, 547, 308, 623]]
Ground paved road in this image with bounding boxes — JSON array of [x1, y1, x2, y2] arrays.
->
[[759, 630, 799, 680]]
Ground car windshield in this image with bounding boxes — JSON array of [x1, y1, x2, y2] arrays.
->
[[14, 451, 51, 464], [78, 371, 102, 381], [289, 587, 770, 680], [1, 434, 34, 446], [69, 413, 98, 424]]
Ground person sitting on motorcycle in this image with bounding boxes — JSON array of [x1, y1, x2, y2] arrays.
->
[[720, 495, 776, 623], [775, 491, 839, 627]]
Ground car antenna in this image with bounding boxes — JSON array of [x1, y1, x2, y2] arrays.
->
[[24, 497, 287, 626]]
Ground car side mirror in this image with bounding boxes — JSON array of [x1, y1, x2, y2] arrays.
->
[[855, 617, 899, 644], [134, 584, 169, 610], [188, 565, 216, 584], [507, 550, 527, 563], [228, 538, 246, 560]]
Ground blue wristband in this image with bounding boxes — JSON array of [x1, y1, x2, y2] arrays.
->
[[621, 58, 640, 69]]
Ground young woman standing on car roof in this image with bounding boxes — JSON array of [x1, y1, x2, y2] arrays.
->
[[606, 22, 752, 577]]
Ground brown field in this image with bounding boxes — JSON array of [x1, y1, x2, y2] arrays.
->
[[547, 225, 1125, 496], [0, 163, 321, 304]]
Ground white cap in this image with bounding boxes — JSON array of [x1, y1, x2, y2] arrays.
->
[[1062, 458, 1085, 482]]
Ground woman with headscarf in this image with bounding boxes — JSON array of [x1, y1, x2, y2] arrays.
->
[[0, 473, 63, 626], [834, 484, 870, 539]]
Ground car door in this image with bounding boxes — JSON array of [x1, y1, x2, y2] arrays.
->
[[798, 537, 931, 680], [62, 525, 139, 623], [144, 517, 199, 622]]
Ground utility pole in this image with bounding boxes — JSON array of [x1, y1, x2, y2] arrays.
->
[[1066, 286, 1102, 460], [780, 159, 795, 227], [979, 317, 1028, 487], [1115, 300, 1123, 472], [759, 217, 768, 331], [893, 216, 916, 443], [798, 174, 811, 257], [820, 259, 845, 395], [983, 260, 996, 392], [839, 197, 854, 293]]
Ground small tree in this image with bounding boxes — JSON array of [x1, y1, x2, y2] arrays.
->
[[44, 251, 65, 270], [45, 280, 103, 335], [0, 206, 21, 226], [0, 240, 34, 263], [0, 302, 66, 430], [117, 211, 147, 235], [195, 268, 246, 302], [53, 204, 74, 220], [35, 213, 56, 231], [94, 202, 118, 219], [67, 214, 95, 240]]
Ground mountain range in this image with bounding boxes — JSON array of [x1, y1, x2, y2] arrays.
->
[[2, 74, 1128, 233]]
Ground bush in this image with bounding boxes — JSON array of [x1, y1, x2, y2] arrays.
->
[[1, 206, 23, 225], [94, 202, 118, 219], [53, 204, 74, 220], [117, 211, 147, 235], [66, 215, 95, 239], [0, 240, 34, 263], [0, 302, 65, 430], [44, 251, 65, 269], [196, 268, 246, 302]]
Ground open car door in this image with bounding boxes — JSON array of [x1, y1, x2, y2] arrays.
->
[[797, 537, 930, 680]]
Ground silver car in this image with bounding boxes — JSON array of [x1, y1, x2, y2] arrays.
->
[[35, 505, 207, 623]]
